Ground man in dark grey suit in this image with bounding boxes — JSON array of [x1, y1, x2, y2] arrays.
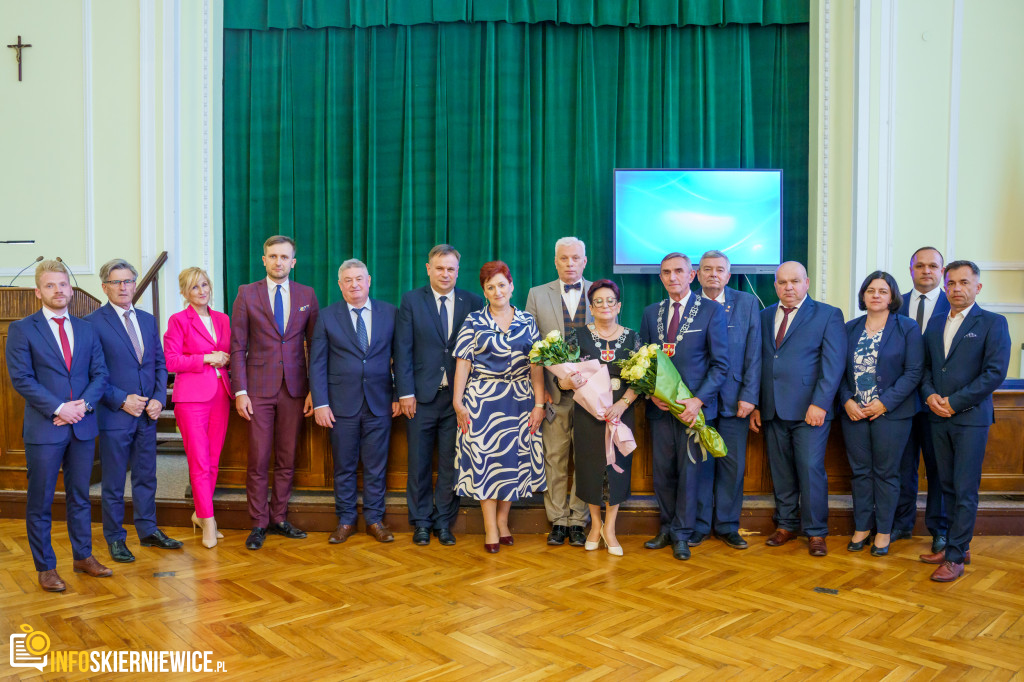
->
[[395, 245, 484, 546]]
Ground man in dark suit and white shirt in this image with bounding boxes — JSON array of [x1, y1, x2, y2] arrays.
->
[[6, 260, 111, 592], [640, 253, 730, 560], [918, 260, 1010, 581], [693, 250, 760, 550], [395, 245, 484, 546], [311, 259, 400, 545], [750, 261, 846, 557], [86, 258, 182, 564], [892, 246, 951, 551]]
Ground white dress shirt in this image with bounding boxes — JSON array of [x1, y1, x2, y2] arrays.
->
[[560, 279, 583, 322], [267, 277, 291, 330], [108, 301, 144, 356], [702, 290, 726, 305], [773, 295, 807, 341], [909, 286, 942, 333], [347, 299, 373, 345], [42, 306, 74, 415], [943, 303, 974, 358]]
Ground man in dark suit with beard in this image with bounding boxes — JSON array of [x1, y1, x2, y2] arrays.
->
[[395, 245, 484, 546]]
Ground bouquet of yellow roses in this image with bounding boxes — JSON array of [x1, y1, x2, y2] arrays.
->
[[617, 345, 727, 461]]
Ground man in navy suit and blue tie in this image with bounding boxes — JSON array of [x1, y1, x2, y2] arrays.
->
[[692, 250, 761, 551], [640, 253, 730, 560], [86, 259, 183, 563], [750, 261, 846, 557], [6, 260, 111, 592], [892, 246, 951, 552], [395, 245, 484, 546], [918, 260, 1010, 581], [311, 259, 400, 545]]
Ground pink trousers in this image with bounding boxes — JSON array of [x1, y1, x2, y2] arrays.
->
[[175, 383, 231, 518]]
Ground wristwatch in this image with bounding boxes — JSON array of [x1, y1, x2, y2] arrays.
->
[[84, 402, 94, 413]]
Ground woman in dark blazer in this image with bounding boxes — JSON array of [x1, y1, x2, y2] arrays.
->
[[839, 271, 924, 556]]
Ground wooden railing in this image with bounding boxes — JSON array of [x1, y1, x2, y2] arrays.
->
[[133, 251, 169, 321]]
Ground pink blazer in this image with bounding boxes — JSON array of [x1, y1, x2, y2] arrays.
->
[[164, 306, 232, 403]]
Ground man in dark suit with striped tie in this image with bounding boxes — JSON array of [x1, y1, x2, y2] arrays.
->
[[395, 245, 484, 546], [892, 246, 951, 552]]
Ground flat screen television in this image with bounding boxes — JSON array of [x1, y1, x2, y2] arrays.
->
[[613, 168, 783, 274]]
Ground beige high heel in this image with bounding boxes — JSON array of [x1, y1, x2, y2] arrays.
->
[[585, 524, 603, 551], [192, 512, 224, 542], [600, 526, 623, 556]]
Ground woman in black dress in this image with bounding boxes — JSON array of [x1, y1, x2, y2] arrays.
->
[[560, 279, 639, 555]]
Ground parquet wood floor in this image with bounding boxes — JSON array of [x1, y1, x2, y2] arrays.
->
[[1, 519, 1023, 680]]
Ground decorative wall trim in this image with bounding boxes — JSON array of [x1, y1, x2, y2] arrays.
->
[[820, 0, 831, 299], [201, 0, 211, 273], [162, 0, 181, 321], [981, 304, 1024, 315], [850, 0, 871, 313], [875, 0, 897, 274], [945, 0, 964, 259], [140, 0, 157, 274], [975, 262, 1024, 272], [75, 0, 96, 276]]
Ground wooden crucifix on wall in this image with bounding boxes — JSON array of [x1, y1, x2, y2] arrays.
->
[[7, 35, 32, 82]]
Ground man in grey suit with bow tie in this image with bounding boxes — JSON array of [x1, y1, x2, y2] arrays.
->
[[525, 237, 592, 547]]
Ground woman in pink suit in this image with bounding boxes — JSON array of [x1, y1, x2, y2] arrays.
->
[[164, 267, 232, 548]]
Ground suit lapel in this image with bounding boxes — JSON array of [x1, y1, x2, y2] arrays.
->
[[34, 312, 68, 373], [547, 282, 564, 335], [722, 288, 736, 322], [283, 283, 301, 336], [335, 302, 360, 351], [424, 288, 445, 342], [777, 298, 814, 349], [877, 314, 898, 354], [453, 289, 472, 340], [255, 281, 281, 338], [101, 304, 138, 360], [68, 316, 88, 374], [187, 307, 216, 345], [945, 306, 981, 360]]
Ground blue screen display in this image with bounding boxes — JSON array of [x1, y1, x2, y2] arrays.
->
[[614, 169, 782, 272]]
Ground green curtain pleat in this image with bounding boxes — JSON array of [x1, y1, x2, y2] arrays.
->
[[223, 19, 808, 326]]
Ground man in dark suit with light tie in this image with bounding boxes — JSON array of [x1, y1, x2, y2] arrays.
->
[[693, 250, 761, 550], [640, 253, 730, 561], [312, 259, 400, 545], [395, 245, 484, 546], [86, 258, 181, 564], [750, 261, 846, 557], [230, 235, 320, 550], [918, 260, 1010, 581], [6, 260, 111, 592], [892, 246, 951, 552]]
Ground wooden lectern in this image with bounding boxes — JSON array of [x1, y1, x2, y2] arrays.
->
[[0, 287, 102, 490]]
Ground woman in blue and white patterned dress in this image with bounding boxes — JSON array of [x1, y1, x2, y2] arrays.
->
[[452, 261, 547, 553]]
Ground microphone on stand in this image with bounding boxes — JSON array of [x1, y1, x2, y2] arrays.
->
[[55, 257, 82, 289], [4, 255, 44, 287]]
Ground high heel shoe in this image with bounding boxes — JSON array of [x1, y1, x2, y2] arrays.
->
[[499, 535, 514, 546], [484, 542, 499, 554], [585, 524, 603, 551], [600, 526, 623, 556], [870, 543, 890, 557], [192, 512, 224, 539]]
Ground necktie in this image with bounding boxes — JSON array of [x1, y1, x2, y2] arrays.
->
[[274, 284, 285, 335], [439, 295, 449, 341], [666, 301, 682, 340], [354, 307, 369, 353], [123, 310, 143, 363], [53, 317, 72, 371], [915, 294, 925, 328], [564, 282, 581, 292], [775, 306, 796, 347]]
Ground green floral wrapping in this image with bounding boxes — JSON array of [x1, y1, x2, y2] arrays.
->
[[652, 349, 728, 461]]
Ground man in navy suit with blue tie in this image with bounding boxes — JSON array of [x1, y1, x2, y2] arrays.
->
[[640, 253, 730, 560], [692, 250, 761, 550], [6, 260, 111, 592], [86, 258, 182, 564], [750, 261, 846, 557], [892, 246, 951, 552], [311, 259, 400, 545], [395, 245, 484, 546], [918, 260, 1010, 581]]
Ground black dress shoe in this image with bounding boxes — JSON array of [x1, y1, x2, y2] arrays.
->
[[434, 528, 456, 546], [931, 535, 948, 553], [140, 530, 183, 549], [568, 526, 587, 547], [246, 527, 266, 550], [718, 531, 748, 549], [547, 525, 568, 545], [412, 527, 431, 545], [870, 544, 890, 557], [688, 532, 707, 547], [644, 532, 671, 550], [109, 540, 136, 563], [267, 521, 307, 539], [847, 538, 868, 552], [890, 528, 913, 541], [672, 541, 691, 561]]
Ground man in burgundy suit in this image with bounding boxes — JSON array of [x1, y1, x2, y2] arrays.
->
[[230, 235, 320, 550]]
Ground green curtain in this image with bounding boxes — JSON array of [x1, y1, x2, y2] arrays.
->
[[223, 7, 809, 327]]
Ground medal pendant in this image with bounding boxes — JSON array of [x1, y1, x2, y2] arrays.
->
[[662, 343, 676, 357], [600, 349, 616, 362]]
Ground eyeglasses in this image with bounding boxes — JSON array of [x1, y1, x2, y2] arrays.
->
[[103, 279, 137, 287], [591, 298, 618, 308]]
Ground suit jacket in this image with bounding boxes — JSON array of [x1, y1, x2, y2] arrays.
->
[[758, 297, 846, 421], [85, 303, 167, 430], [837, 314, 924, 420], [229, 280, 319, 398], [639, 293, 730, 421], [525, 278, 593, 402], [899, 288, 950, 413], [164, 306, 233, 403], [920, 304, 1011, 426], [309, 299, 397, 418], [394, 285, 484, 403], [715, 288, 762, 418], [6, 310, 108, 444]]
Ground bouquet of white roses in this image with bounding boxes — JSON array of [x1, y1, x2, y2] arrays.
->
[[529, 329, 580, 365]]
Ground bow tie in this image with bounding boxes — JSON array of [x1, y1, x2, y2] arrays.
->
[[563, 282, 581, 292]]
